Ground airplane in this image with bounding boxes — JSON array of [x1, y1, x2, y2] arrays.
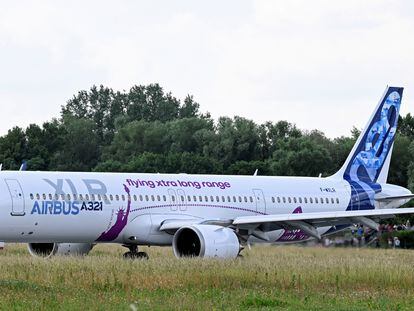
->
[[0, 86, 413, 259]]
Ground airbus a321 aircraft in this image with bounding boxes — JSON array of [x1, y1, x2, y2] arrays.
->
[[1, 86, 413, 259]]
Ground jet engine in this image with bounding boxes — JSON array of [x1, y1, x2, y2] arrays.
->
[[173, 225, 240, 258], [28, 243, 94, 258]]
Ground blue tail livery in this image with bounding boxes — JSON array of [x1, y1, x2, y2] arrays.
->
[[333, 86, 403, 210]]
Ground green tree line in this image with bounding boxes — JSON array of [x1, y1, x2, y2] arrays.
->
[[1, 83, 414, 191]]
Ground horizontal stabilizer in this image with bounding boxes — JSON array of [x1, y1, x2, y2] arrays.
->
[[375, 194, 414, 202]]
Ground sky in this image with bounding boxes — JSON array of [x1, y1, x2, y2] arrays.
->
[[0, 0, 413, 138]]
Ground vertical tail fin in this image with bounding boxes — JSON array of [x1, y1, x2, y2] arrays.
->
[[333, 86, 403, 184]]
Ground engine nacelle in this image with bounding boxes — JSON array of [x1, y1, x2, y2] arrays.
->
[[28, 243, 94, 258], [173, 225, 240, 258]]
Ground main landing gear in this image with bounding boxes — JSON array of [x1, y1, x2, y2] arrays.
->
[[122, 245, 149, 260]]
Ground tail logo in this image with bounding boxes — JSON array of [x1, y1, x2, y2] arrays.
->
[[343, 88, 402, 210], [345, 90, 401, 184]]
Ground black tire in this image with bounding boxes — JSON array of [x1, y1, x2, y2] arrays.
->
[[136, 252, 149, 260], [123, 251, 134, 259], [123, 251, 149, 260]]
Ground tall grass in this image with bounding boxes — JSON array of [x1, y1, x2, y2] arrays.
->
[[1, 244, 414, 310]]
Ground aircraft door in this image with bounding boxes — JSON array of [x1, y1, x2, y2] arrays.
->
[[168, 189, 177, 211], [253, 189, 266, 214], [177, 189, 187, 211], [5, 179, 25, 216], [350, 184, 360, 211]]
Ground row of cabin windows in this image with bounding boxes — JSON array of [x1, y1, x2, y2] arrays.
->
[[29, 193, 340, 205], [271, 196, 340, 205]]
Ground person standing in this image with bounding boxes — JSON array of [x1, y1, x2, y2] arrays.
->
[[394, 237, 401, 248]]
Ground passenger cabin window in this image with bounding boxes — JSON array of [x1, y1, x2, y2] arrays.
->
[[288, 197, 291, 203], [293, 197, 297, 204], [272, 197, 275, 203], [277, 197, 281, 203], [309, 197, 313, 204], [336, 198, 340, 204], [315, 198, 318, 204], [325, 198, 329, 204], [193, 195, 197, 202], [304, 197, 308, 204], [30, 193, 34, 200], [163, 195, 167, 201], [92, 194, 96, 201], [299, 197, 302, 204], [85, 194, 90, 201]]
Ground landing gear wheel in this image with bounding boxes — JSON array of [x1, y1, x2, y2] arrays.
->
[[136, 252, 149, 260], [123, 251, 135, 259], [122, 245, 149, 260]]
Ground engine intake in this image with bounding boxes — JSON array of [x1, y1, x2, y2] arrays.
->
[[173, 225, 240, 258]]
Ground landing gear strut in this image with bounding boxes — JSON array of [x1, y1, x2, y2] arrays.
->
[[122, 245, 149, 260]]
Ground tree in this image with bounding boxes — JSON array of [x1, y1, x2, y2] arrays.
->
[[270, 136, 332, 177], [51, 117, 100, 171], [0, 127, 27, 170]]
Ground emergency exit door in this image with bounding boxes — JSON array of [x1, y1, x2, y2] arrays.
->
[[5, 179, 25, 216], [253, 189, 266, 214]]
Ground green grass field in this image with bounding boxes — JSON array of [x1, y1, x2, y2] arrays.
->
[[1, 244, 414, 310]]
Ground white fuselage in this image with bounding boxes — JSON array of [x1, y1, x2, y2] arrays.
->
[[0, 171, 409, 245]]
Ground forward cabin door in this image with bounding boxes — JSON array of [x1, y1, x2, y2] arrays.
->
[[5, 179, 25, 216], [253, 189, 266, 214], [177, 189, 187, 211]]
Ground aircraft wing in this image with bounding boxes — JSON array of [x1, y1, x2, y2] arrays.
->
[[158, 208, 414, 240], [232, 208, 414, 239], [159, 218, 233, 232]]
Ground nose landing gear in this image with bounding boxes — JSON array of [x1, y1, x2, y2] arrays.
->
[[122, 245, 149, 260]]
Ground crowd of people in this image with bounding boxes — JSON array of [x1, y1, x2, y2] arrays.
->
[[322, 220, 413, 249]]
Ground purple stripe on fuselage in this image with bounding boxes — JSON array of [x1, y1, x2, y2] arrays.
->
[[96, 184, 131, 242]]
